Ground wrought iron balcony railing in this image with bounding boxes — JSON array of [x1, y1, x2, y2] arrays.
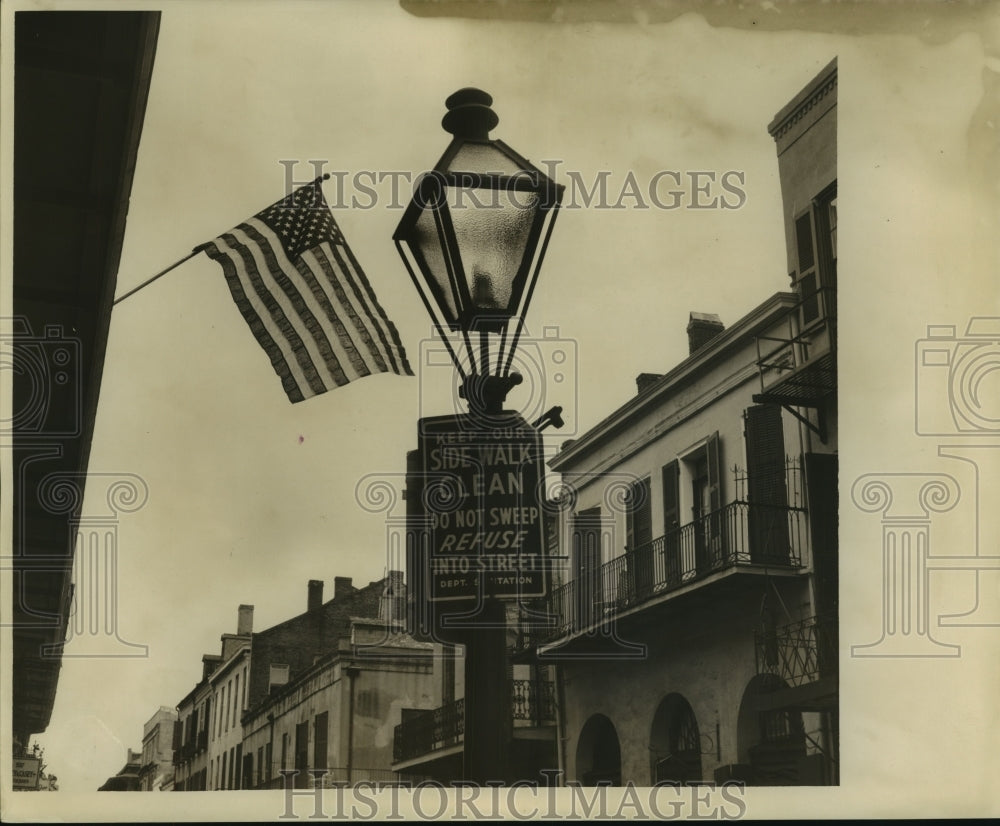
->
[[394, 680, 557, 764], [754, 613, 838, 688], [518, 500, 805, 647], [511, 678, 556, 724], [393, 698, 464, 764]]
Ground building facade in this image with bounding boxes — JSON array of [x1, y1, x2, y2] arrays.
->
[[97, 748, 142, 792], [513, 58, 839, 787], [138, 706, 178, 791], [171, 658, 216, 791], [169, 572, 440, 790], [241, 615, 440, 789]]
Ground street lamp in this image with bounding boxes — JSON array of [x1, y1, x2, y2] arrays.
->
[[394, 87, 563, 415], [395, 89, 563, 786]]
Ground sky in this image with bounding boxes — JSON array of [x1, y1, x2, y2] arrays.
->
[[4, 0, 1000, 819]]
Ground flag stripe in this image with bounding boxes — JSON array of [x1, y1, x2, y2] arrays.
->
[[241, 221, 364, 386], [308, 244, 390, 374], [221, 227, 330, 398], [322, 240, 403, 376], [204, 238, 307, 403], [294, 247, 376, 381], [335, 233, 413, 376]]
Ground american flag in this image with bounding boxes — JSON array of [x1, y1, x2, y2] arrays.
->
[[201, 180, 413, 403]]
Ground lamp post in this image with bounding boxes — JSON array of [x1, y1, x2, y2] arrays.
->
[[395, 88, 563, 785]]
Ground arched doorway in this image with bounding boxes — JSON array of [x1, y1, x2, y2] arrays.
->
[[575, 714, 621, 786], [736, 674, 807, 785], [649, 693, 702, 784]]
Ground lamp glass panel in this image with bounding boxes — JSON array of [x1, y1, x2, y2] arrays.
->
[[449, 188, 540, 315], [447, 142, 524, 175], [412, 206, 458, 321]]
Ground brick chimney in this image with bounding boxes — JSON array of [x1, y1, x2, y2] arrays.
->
[[636, 372, 664, 395], [334, 576, 354, 600], [307, 580, 324, 612], [237, 604, 254, 635], [687, 312, 724, 354]]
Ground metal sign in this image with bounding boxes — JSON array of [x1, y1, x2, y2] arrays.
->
[[13, 756, 40, 790], [418, 414, 547, 602]]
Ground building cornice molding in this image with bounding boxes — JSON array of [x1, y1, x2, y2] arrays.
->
[[550, 291, 798, 472], [767, 58, 837, 142]]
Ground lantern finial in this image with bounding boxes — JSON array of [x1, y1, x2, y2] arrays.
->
[[442, 88, 499, 140]]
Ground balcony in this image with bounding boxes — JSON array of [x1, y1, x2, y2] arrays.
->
[[753, 613, 838, 713], [393, 699, 464, 764], [393, 680, 556, 765], [520, 501, 806, 649], [754, 287, 836, 440]]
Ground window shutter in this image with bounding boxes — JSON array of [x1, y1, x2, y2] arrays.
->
[[744, 405, 789, 562], [744, 405, 786, 506], [705, 432, 725, 560], [661, 462, 681, 585], [706, 432, 722, 514], [626, 477, 652, 549]]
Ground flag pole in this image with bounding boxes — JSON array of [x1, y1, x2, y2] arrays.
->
[[112, 249, 202, 306], [112, 173, 333, 307]]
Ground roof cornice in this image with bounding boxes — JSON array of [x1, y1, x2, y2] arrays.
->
[[550, 291, 798, 471], [767, 57, 837, 142]]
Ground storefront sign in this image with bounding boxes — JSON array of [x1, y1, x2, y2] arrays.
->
[[13, 756, 40, 790]]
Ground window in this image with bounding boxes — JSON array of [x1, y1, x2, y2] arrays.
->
[[682, 432, 723, 575], [265, 741, 273, 785], [793, 183, 837, 326], [313, 712, 329, 772], [257, 746, 264, 787], [221, 752, 227, 791], [571, 507, 603, 629], [233, 674, 240, 728], [294, 721, 309, 789]]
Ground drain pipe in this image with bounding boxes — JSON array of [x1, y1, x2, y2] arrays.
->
[[345, 664, 361, 785], [554, 663, 568, 786]]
